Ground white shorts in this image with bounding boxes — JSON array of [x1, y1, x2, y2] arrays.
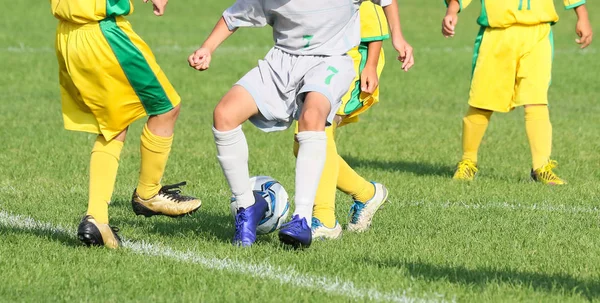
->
[[236, 47, 355, 132]]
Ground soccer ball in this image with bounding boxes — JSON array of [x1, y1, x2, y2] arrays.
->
[[230, 176, 290, 235]]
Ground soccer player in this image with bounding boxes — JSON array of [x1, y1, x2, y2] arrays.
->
[[294, 2, 412, 240], [52, 0, 202, 249], [443, 0, 593, 184], [189, 0, 414, 248]]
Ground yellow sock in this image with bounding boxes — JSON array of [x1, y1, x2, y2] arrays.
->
[[525, 105, 552, 170], [312, 125, 339, 228], [137, 124, 173, 199], [88, 136, 123, 224], [337, 157, 374, 204], [462, 106, 492, 163]]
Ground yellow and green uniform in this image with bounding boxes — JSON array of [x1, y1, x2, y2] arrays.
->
[[337, 1, 389, 126], [446, 0, 586, 112], [52, 0, 180, 140]]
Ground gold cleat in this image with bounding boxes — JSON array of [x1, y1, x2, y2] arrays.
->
[[531, 160, 566, 185], [452, 159, 478, 181], [77, 215, 121, 249], [132, 182, 201, 218]]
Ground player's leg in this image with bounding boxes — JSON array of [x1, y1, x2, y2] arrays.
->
[[524, 104, 559, 184], [79, 130, 127, 249], [514, 25, 564, 184], [132, 103, 202, 217], [279, 92, 330, 248], [454, 106, 493, 180], [454, 26, 517, 181], [94, 18, 203, 217], [213, 85, 266, 246], [55, 21, 124, 248], [293, 121, 341, 240]]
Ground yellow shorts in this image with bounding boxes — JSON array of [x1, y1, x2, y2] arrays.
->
[[55, 16, 180, 140], [337, 44, 385, 126], [469, 23, 553, 112]]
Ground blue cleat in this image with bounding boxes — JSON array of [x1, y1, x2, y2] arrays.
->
[[232, 191, 268, 247], [278, 214, 312, 249]]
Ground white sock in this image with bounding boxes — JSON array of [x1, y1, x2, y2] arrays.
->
[[293, 131, 327, 221], [213, 126, 254, 209]]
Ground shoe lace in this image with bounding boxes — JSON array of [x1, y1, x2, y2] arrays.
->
[[538, 160, 560, 181], [283, 216, 307, 234], [457, 160, 477, 178], [233, 211, 249, 241], [159, 181, 190, 202], [349, 202, 365, 224], [311, 217, 322, 229]]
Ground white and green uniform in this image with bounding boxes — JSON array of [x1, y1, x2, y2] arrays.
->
[[223, 0, 392, 131]]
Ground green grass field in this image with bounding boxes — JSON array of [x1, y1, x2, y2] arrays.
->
[[1, 1, 599, 302]]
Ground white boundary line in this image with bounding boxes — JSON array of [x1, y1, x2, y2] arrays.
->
[[1, 44, 596, 55], [0, 211, 449, 303], [395, 201, 600, 215]]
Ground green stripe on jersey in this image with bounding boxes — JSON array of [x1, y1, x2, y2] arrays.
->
[[477, 0, 490, 27], [343, 43, 369, 115], [106, 0, 131, 17], [99, 17, 173, 116]]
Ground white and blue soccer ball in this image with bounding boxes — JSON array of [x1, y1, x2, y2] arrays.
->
[[230, 176, 290, 235]]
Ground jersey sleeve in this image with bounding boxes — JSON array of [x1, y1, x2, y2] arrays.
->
[[359, 2, 390, 42], [222, 0, 267, 31], [444, 0, 473, 12], [368, 0, 392, 7], [563, 0, 586, 9]]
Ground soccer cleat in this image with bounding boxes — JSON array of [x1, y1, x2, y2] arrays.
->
[[453, 159, 478, 181], [279, 215, 312, 248], [131, 182, 201, 218], [232, 191, 268, 247], [347, 182, 389, 232], [531, 160, 566, 185], [77, 215, 121, 249], [311, 217, 342, 240]]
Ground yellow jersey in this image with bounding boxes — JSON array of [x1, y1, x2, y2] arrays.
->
[[50, 0, 134, 24], [446, 0, 586, 28]]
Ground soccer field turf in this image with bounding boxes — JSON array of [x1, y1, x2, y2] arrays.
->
[[1, 1, 599, 302]]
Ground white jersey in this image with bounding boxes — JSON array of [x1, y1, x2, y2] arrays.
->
[[223, 0, 392, 56]]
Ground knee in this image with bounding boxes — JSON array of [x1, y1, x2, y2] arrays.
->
[[161, 104, 181, 121], [298, 107, 327, 131], [213, 102, 237, 131]]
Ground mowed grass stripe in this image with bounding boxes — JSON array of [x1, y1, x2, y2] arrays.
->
[[0, 211, 450, 303]]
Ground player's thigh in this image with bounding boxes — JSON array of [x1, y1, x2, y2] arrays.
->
[[469, 27, 518, 112], [299, 56, 355, 129], [213, 85, 259, 131], [514, 27, 552, 106]]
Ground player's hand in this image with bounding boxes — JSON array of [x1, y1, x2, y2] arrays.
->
[[393, 38, 414, 72], [360, 66, 379, 94], [188, 47, 212, 71], [143, 0, 168, 16], [575, 18, 593, 49], [442, 13, 458, 37]]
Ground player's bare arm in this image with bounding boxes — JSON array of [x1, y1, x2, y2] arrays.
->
[[574, 4, 592, 49], [189, 17, 237, 71], [442, 0, 460, 38], [383, 0, 414, 72], [143, 0, 168, 16], [361, 41, 383, 94]]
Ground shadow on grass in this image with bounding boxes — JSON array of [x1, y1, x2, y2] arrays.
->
[[111, 199, 234, 243], [342, 155, 454, 177], [0, 225, 81, 248], [363, 258, 600, 300]]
